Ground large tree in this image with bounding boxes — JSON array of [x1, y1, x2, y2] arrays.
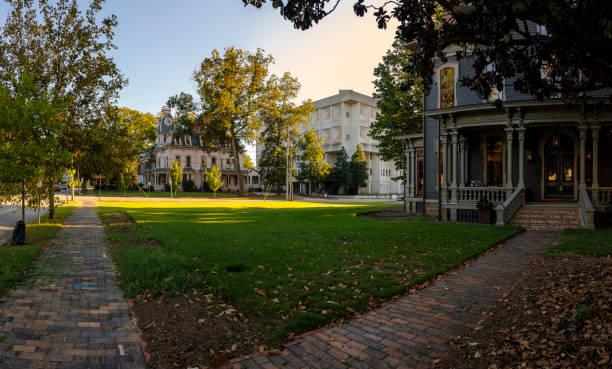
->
[[296, 128, 329, 195], [348, 144, 368, 195], [0, 71, 68, 223], [0, 0, 126, 217], [371, 40, 423, 179], [194, 47, 274, 196], [258, 72, 313, 197], [242, 0, 612, 100]]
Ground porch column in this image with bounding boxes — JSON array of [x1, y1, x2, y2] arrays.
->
[[592, 124, 600, 205], [517, 126, 526, 188], [450, 130, 458, 199], [592, 125, 600, 188], [462, 137, 468, 186], [441, 134, 448, 189], [407, 148, 414, 197], [458, 136, 465, 187], [505, 127, 514, 188], [579, 125, 587, 189]]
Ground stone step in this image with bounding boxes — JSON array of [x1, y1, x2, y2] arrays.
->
[[510, 207, 584, 230]]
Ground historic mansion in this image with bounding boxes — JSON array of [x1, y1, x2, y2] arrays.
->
[[138, 106, 259, 192]]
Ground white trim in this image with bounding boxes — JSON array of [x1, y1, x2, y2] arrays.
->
[[434, 61, 459, 109]]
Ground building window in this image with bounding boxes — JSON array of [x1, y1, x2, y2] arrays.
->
[[186, 156, 191, 168], [486, 136, 504, 187], [417, 150, 424, 195], [345, 134, 350, 141], [440, 67, 455, 108], [346, 112, 349, 118], [252, 176, 259, 185], [485, 63, 504, 102], [176, 155, 181, 166], [212, 157, 217, 167], [185, 135, 191, 145]]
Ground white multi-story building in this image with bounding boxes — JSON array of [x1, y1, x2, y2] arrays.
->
[[305, 90, 401, 194]]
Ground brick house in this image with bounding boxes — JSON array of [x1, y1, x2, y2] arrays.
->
[[400, 32, 611, 229], [139, 106, 260, 192]]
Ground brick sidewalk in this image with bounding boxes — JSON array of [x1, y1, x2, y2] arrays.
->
[[232, 231, 559, 369], [0, 204, 145, 369]]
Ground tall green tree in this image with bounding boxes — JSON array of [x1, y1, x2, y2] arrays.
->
[[258, 72, 313, 196], [168, 159, 183, 198], [194, 47, 274, 196], [242, 0, 612, 100], [80, 107, 156, 189], [325, 147, 351, 195], [204, 165, 223, 198], [296, 128, 329, 195], [371, 40, 423, 180], [349, 144, 368, 195], [0, 71, 68, 223], [0, 0, 126, 217]]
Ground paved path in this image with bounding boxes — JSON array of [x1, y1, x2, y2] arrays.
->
[[0, 204, 145, 369], [232, 231, 559, 369]]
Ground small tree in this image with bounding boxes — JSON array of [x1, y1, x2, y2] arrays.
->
[[205, 165, 223, 198], [296, 128, 329, 195], [168, 159, 183, 198], [326, 147, 351, 195], [349, 144, 369, 195], [242, 154, 255, 170]]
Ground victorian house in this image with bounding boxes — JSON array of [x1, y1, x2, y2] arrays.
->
[[139, 106, 260, 192], [401, 37, 611, 230]]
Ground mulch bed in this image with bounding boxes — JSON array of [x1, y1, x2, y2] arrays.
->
[[357, 207, 416, 221], [436, 256, 612, 369], [133, 290, 263, 369]]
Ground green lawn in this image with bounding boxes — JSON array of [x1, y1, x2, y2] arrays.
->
[[0, 201, 79, 297], [89, 190, 284, 200], [545, 228, 612, 257], [98, 200, 520, 345]]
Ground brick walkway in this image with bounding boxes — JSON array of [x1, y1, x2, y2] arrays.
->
[[232, 231, 559, 369], [0, 204, 145, 369]]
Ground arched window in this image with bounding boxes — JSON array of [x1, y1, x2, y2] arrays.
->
[[211, 157, 217, 167]]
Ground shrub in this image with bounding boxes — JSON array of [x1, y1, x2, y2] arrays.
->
[[477, 198, 493, 211], [164, 183, 171, 192], [182, 179, 195, 192]]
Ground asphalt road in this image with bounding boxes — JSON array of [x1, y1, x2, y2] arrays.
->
[[0, 204, 48, 245]]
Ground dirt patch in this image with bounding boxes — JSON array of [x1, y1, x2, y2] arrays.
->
[[133, 290, 263, 369], [436, 256, 612, 368], [358, 207, 415, 221]]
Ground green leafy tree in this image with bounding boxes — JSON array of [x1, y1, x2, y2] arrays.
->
[[168, 159, 183, 198], [296, 128, 329, 195], [242, 0, 612, 100], [0, 71, 67, 224], [348, 144, 369, 195], [258, 72, 313, 195], [205, 165, 223, 198], [242, 154, 255, 170], [79, 107, 156, 190], [325, 147, 351, 195], [194, 47, 274, 196], [371, 40, 423, 181], [0, 0, 127, 218]]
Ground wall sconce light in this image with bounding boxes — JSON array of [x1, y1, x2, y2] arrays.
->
[[552, 134, 560, 147], [525, 150, 533, 161], [587, 151, 592, 160]]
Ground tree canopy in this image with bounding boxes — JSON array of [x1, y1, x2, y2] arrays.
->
[[242, 0, 612, 100], [296, 128, 329, 195], [194, 47, 274, 196], [371, 40, 423, 179]]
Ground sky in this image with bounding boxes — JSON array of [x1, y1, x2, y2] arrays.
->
[[94, 0, 399, 115], [0, 0, 398, 157]]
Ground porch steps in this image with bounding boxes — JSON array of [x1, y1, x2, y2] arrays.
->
[[510, 203, 584, 230]]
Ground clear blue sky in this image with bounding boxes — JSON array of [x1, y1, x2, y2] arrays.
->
[[1, 0, 398, 115]]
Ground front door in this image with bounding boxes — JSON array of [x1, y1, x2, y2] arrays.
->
[[544, 133, 574, 199]]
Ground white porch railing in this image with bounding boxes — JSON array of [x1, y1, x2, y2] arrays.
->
[[456, 187, 514, 203], [495, 187, 525, 226], [595, 187, 612, 207], [579, 188, 595, 229]]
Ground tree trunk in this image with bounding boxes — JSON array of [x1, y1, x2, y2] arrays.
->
[[309, 180, 312, 196], [230, 134, 244, 196], [21, 179, 26, 222], [48, 186, 55, 219]]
